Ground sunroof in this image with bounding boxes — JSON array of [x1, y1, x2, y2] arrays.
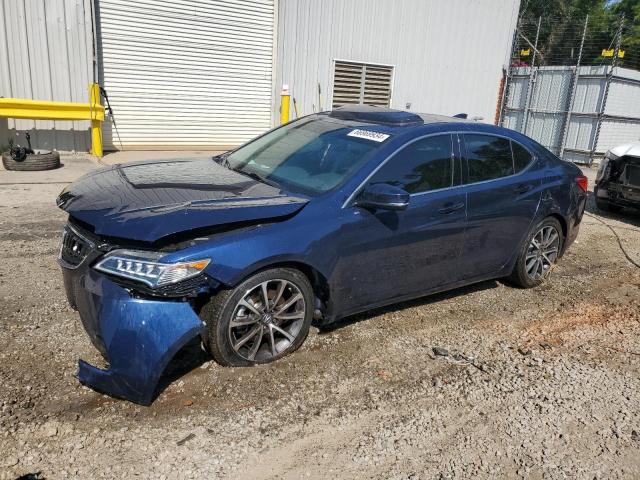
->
[[328, 105, 424, 126]]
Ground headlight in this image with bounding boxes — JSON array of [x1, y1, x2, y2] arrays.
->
[[94, 249, 210, 288]]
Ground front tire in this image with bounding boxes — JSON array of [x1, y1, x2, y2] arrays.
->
[[509, 217, 564, 288], [201, 268, 314, 367]]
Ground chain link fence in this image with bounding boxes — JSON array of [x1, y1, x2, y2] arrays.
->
[[499, 15, 640, 165]]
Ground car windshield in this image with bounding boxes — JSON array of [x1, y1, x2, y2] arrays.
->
[[224, 117, 386, 194]]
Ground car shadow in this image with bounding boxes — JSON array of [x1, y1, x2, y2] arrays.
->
[[585, 190, 640, 228], [154, 338, 210, 401], [151, 280, 501, 401], [318, 279, 501, 334]]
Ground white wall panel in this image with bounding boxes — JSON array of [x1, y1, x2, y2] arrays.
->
[[606, 68, 640, 118], [0, 0, 93, 151], [598, 120, 640, 152], [274, 0, 520, 124], [503, 65, 640, 160], [98, 0, 275, 149]]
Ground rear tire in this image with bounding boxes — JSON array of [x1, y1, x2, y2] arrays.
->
[[595, 196, 623, 213], [2, 151, 60, 171], [201, 268, 314, 367], [508, 217, 564, 289]]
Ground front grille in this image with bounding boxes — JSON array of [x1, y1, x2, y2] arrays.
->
[[59, 226, 94, 268]]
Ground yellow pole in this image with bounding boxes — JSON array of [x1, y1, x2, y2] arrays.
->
[[89, 83, 103, 157], [280, 84, 290, 125]]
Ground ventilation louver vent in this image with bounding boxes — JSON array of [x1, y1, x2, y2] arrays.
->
[[332, 61, 393, 109]]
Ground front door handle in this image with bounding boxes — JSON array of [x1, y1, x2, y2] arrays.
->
[[514, 183, 533, 195], [438, 201, 465, 215]]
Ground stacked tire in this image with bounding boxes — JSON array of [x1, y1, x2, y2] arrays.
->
[[1, 151, 60, 171]]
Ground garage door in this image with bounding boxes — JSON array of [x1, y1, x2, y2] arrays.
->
[[98, 0, 275, 150]]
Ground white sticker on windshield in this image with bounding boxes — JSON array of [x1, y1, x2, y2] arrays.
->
[[347, 129, 390, 143]]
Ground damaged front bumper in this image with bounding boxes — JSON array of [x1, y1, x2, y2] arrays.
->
[[596, 181, 640, 207], [596, 154, 640, 208], [62, 267, 206, 405]]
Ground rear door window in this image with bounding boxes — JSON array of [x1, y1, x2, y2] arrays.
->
[[511, 141, 533, 172], [369, 135, 454, 194], [463, 134, 514, 183]]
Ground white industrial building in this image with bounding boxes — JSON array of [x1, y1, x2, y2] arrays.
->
[[0, 0, 520, 152]]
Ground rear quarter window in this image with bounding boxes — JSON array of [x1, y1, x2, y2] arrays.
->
[[512, 141, 534, 172], [464, 134, 514, 183]]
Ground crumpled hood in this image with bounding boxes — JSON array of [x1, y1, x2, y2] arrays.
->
[[609, 142, 640, 158], [56, 158, 308, 242]]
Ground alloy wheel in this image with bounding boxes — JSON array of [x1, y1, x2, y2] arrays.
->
[[525, 225, 560, 281], [228, 279, 306, 361]]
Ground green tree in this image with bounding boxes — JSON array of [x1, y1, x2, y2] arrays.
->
[[517, 0, 639, 69], [612, 0, 640, 68]]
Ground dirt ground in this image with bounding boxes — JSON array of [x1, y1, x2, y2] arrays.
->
[[1, 155, 639, 479]]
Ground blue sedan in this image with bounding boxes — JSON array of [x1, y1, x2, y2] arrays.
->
[[57, 105, 587, 404]]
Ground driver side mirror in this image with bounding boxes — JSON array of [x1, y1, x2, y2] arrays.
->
[[356, 183, 410, 211]]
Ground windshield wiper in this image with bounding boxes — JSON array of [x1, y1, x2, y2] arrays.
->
[[237, 169, 279, 188], [213, 153, 280, 189]]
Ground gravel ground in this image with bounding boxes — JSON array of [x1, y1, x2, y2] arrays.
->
[[1, 159, 639, 479]]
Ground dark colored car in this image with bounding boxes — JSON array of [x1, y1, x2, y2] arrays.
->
[[57, 106, 588, 404], [594, 142, 640, 213]]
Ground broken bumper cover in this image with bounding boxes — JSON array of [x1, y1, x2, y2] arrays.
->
[[63, 268, 205, 405], [596, 182, 640, 207]]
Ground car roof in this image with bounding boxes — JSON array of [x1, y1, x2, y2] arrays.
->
[[321, 105, 521, 140], [326, 105, 471, 127]]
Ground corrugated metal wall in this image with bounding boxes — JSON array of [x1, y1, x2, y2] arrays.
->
[[2, 0, 521, 151], [599, 68, 640, 155], [502, 66, 640, 163], [0, 0, 94, 152], [274, 0, 520, 124], [97, 0, 275, 150]]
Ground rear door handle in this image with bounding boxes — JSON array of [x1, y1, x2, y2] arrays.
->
[[438, 201, 465, 215], [514, 183, 533, 194]]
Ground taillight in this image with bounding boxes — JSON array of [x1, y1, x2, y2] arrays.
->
[[575, 175, 588, 193]]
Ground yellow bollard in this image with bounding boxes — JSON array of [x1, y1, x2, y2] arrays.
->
[[280, 84, 290, 125], [89, 83, 103, 157]]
